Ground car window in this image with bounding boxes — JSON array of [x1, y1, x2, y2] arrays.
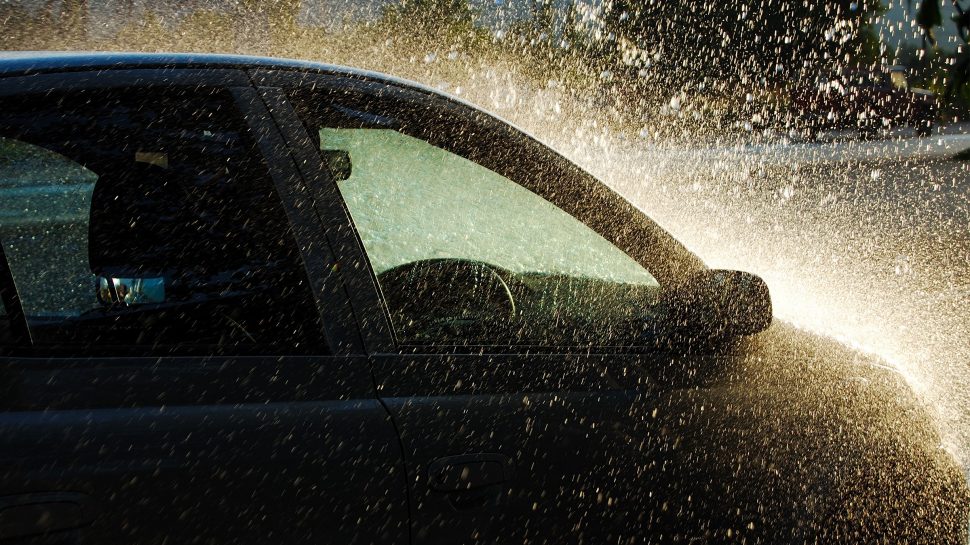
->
[[290, 93, 664, 347], [0, 138, 97, 323], [325, 128, 656, 285], [0, 88, 323, 354]]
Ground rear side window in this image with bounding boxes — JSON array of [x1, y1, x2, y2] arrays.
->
[[0, 87, 323, 354]]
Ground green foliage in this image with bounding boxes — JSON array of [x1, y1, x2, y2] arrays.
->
[[596, 1, 884, 88], [914, 0, 944, 42], [379, 0, 480, 41], [905, 0, 970, 96]]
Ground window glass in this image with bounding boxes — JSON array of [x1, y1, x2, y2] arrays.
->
[[0, 138, 96, 320], [304, 114, 662, 346], [0, 89, 323, 353], [326, 128, 656, 285]]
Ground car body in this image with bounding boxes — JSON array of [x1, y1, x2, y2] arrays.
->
[[790, 66, 937, 137], [0, 52, 966, 544]]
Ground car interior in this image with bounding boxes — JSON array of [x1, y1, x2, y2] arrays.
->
[[0, 89, 322, 353]]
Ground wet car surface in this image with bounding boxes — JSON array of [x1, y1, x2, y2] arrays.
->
[[0, 52, 966, 544]]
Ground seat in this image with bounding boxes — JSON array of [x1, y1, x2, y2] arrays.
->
[[88, 161, 188, 281]]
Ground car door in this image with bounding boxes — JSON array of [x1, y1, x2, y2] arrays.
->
[[252, 69, 711, 544], [0, 68, 408, 545]]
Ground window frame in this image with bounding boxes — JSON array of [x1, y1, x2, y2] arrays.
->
[[0, 242, 30, 347], [253, 68, 705, 356], [0, 68, 352, 357]]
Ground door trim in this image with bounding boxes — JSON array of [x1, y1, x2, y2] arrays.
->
[[232, 86, 364, 356], [252, 84, 395, 354]]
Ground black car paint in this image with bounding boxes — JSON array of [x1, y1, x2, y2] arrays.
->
[[0, 53, 965, 545]]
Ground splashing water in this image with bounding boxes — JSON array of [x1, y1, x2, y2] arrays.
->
[[2, 0, 968, 471], [389, 67, 970, 469], [605, 142, 970, 467]]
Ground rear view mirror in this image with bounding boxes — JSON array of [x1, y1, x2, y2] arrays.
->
[[660, 269, 772, 341], [321, 149, 352, 182], [97, 276, 165, 307]]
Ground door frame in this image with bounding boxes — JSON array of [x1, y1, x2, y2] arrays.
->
[[250, 70, 398, 354], [248, 68, 703, 359], [234, 84, 365, 355], [249, 67, 666, 545]]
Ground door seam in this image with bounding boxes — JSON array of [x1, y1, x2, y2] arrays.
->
[[371, 365, 416, 545]]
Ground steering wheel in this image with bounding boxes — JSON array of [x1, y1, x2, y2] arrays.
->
[[377, 258, 517, 341]]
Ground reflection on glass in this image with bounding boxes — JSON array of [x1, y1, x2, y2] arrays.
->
[[891, 70, 908, 90], [97, 276, 165, 306]]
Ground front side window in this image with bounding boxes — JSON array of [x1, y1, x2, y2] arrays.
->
[[291, 92, 663, 347], [0, 88, 322, 353], [326, 128, 655, 285]]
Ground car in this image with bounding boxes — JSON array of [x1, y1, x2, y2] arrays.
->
[[790, 65, 937, 138], [0, 52, 966, 545]]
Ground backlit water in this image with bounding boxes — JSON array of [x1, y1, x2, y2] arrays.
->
[[2, 0, 969, 473]]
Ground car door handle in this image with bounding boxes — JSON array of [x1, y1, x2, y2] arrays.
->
[[428, 454, 512, 492], [0, 492, 97, 541]]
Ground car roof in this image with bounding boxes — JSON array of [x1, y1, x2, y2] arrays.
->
[[0, 51, 433, 92], [0, 51, 507, 118], [0, 50, 534, 152]]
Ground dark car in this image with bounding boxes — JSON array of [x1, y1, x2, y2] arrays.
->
[[790, 66, 937, 137], [0, 52, 966, 545]]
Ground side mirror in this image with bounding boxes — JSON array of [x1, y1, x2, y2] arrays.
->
[[660, 269, 772, 341]]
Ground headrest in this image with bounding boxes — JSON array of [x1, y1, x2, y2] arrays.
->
[[88, 161, 185, 278]]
